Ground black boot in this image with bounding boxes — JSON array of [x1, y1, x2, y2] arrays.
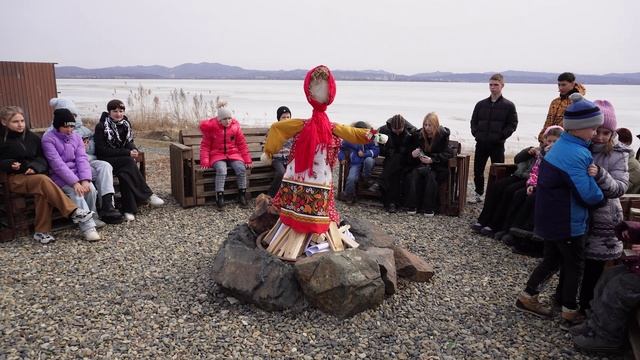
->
[[238, 189, 248, 208], [216, 191, 225, 210], [100, 193, 124, 224]]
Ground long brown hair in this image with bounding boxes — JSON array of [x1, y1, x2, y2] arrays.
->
[[420, 112, 440, 153]]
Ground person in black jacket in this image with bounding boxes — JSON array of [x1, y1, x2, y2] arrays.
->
[[469, 73, 518, 203], [94, 100, 164, 221], [368, 114, 417, 212], [0, 106, 94, 244], [406, 112, 453, 216]]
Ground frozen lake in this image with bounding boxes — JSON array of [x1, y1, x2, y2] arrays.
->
[[57, 79, 640, 154]]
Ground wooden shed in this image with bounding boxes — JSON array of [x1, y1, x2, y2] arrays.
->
[[0, 61, 58, 129]]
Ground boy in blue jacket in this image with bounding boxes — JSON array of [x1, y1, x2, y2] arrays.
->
[[338, 121, 379, 204], [515, 93, 606, 329]]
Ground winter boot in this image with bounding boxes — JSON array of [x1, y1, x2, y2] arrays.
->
[[216, 191, 225, 210], [100, 193, 124, 224], [238, 189, 248, 208], [514, 291, 552, 319]]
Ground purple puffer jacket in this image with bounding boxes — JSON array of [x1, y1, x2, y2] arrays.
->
[[41, 130, 92, 187]]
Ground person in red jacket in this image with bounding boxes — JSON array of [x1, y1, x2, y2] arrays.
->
[[199, 105, 253, 210]]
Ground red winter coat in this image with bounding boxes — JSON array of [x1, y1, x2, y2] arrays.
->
[[199, 118, 252, 168]]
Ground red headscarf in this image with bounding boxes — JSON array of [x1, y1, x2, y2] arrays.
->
[[293, 65, 337, 174]]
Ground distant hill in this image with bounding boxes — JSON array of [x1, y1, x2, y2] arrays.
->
[[55, 62, 640, 85]]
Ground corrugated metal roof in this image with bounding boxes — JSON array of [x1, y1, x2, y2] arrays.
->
[[0, 61, 58, 129]]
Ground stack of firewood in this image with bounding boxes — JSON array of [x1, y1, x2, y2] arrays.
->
[[261, 220, 359, 261]]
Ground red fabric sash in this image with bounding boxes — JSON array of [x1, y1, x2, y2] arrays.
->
[[293, 65, 337, 175]]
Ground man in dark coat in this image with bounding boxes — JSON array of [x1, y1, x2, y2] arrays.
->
[[469, 73, 518, 203]]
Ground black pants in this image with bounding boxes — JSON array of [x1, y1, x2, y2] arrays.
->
[[104, 156, 153, 214], [477, 175, 524, 228], [379, 156, 407, 207], [406, 166, 443, 212], [507, 188, 534, 231], [579, 258, 606, 311], [473, 141, 505, 195], [268, 157, 287, 197], [525, 236, 585, 310]]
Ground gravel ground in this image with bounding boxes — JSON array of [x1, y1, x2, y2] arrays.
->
[[0, 141, 625, 359]]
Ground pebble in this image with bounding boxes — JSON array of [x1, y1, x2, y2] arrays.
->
[[0, 143, 617, 359]]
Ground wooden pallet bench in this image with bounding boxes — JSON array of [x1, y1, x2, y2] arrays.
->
[[0, 129, 146, 242], [336, 140, 470, 216], [170, 127, 274, 208]]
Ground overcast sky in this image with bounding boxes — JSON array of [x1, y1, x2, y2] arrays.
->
[[2, 0, 638, 75]]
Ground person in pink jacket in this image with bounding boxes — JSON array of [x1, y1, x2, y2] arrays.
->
[[199, 105, 253, 210], [41, 109, 101, 241]]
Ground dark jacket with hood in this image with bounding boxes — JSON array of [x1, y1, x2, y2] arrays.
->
[[407, 126, 453, 173], [0, 127, 48, 174], [378, 118, 417, 163], [470, 95, 518, 144]]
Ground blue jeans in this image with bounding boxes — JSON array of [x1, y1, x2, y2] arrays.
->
[[345, 157, 374, 195]]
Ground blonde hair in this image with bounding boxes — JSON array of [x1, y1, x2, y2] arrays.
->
[[0, 106, 24, 124], [421, 112, 441, 152], [0, 106, 26, 142]]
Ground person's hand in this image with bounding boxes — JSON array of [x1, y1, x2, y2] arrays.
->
[[130, 149, 139, 159], [420, 156, 432, 164], [11, 162, 20, 171], [246, 162, 254, 169], [340, 160, 346, 165], [621, 230, 630, 241], [588, 164, 598, 177], [80, 180, 92, 193], [24, 168, 35, 175], [526, 185, 534, 195], [528, 147, 540, 156], [357, 150, 364, 158], [411, 148, 421, 158], [73, 182, 86, 196]]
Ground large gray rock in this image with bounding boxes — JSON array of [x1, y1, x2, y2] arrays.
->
[[363, 247, 397, 295], [294, 249, 385, 318], [393, 246, 435, 282], [341, 215, 394, 249], [211, 224, 305, 311]]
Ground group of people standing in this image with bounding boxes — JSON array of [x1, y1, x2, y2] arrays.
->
[[467, 71, 639, 354], [0, 98, 164, 243]]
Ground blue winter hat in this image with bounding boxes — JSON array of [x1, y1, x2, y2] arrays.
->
[[563, 93, 603, 130]]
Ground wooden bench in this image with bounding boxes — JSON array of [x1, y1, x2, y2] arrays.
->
[[336, 140, 471, 216], [170, 127, 274, 208], [0, 134, 146, 242]]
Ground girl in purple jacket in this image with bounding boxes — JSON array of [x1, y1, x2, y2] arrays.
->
[[42, 109, 101, 241]]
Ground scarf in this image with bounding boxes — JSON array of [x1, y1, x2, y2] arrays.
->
[[294, 65, 337, 175], [103, 115, 133, 149]]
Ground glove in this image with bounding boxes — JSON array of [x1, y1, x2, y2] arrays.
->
[[260, 152, 272, 165], [373, 133, 388, 144]]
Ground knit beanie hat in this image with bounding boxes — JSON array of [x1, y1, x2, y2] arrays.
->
[[49, 97, 79, 116], [563, 93, 603, 130], [52, 108, 76, 129], [543, 125, 564, 137], [217, 107, 232, 120], [593, 100, 616, 131], [276, 106, 291, 120]]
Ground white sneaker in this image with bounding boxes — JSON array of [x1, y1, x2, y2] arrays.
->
[[83, 228, 101, 242], [33, 232, 55, 244], [70, 208, 94, 224], [94, 218, 107, 229], [123, 212, 135, 221], [148, 194, 165, 207]]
